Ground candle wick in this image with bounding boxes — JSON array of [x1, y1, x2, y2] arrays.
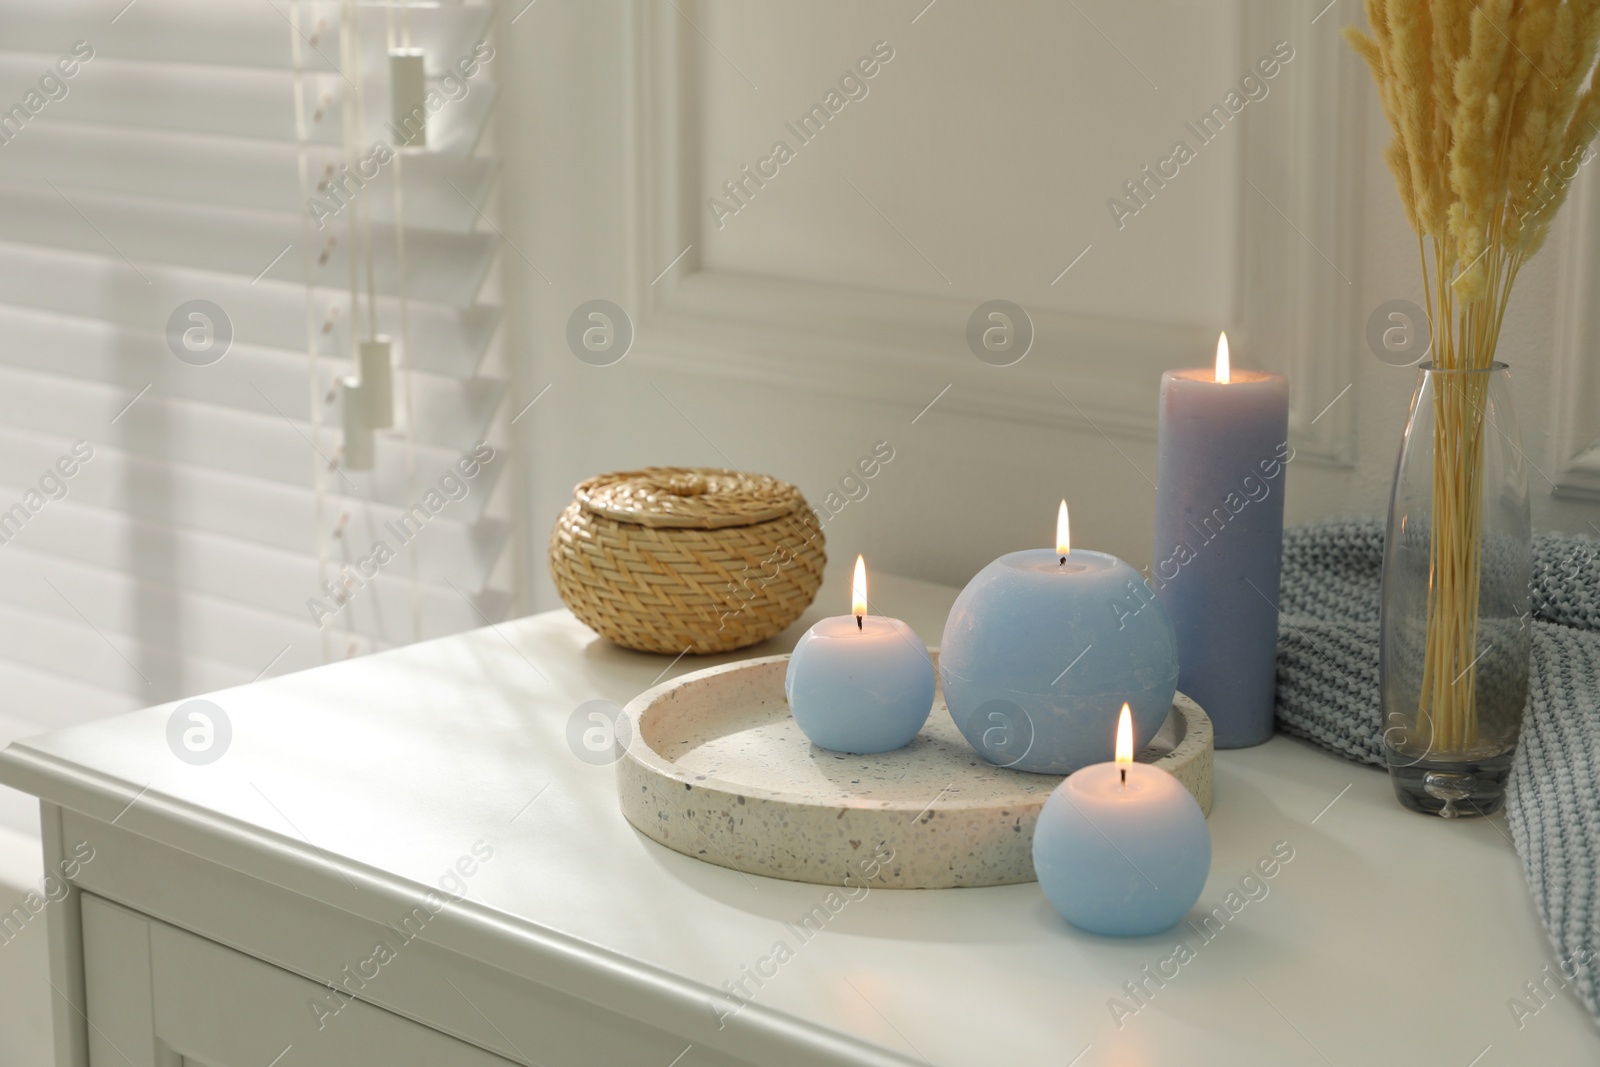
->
[[1120, 767, 1126, 786], [855, 613, 863, 630], [1059, 556, 1066, 568]]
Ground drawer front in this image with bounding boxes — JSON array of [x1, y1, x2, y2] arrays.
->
[[62, 812, 762, 1067], [82, 894, 519, 1067]]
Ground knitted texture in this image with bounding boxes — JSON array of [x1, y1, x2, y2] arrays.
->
[[1275, 518, 1600, 1024]]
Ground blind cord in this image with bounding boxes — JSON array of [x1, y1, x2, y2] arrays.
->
[[352, 16, 378, 342], [288, 0, 333, 667], [388, 0, 422, 644]]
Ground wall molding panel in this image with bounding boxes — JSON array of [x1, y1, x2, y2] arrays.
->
[[622, 1, 1365, 460], [1554, 164, 1600, 500], [1238, 0, 1366, 466]]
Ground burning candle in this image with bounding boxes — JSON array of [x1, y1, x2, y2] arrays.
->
[[940, 502, 1179, 774], [1033, 705, 1212, 937], [785, 556, 936, 754], [1152, 332, 1291, 748]]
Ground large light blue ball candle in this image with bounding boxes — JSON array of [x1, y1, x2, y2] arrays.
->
[[1033, 721, 1211, 937], [785, 558, 936, 754], [940, 505, 1180, 774]]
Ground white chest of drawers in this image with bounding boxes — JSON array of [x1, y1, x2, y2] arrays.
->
[[2, 573, 1594, 1066]]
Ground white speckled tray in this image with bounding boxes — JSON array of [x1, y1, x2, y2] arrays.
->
[[617, 652, 1203, 895], [617, 652, 1213, 889]]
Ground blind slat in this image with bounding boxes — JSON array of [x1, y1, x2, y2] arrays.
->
[[0, 425, 506, 565], [0, 308, 504, 451], [0, 243, 497, 378], [0, 603, 249, 706], [0, 57, 497, 154], [0, 124, 495, 231], [0, 495, 508, 613], [0, 187, 496, 302], [0, 0, 490, 75], [0, 364, 500, 505], [0, 544, 389, 673]]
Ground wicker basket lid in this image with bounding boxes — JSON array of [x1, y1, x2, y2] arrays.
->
[[573, 467, 807, 529]]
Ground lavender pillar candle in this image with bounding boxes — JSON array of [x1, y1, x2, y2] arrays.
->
[[1151, 333, 1290, 748]]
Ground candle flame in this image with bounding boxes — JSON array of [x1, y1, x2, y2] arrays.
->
[[1115, 703, 1134, 763], [1056, 500, 1071, 557], [852, 555, 868, 619], [1215, 331, 1231, 384]]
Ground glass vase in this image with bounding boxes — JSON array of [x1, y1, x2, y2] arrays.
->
[[1380, 362, 1531, 818]]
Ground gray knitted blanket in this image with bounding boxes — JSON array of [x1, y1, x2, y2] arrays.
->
[[1275, 518, 1600, 1025]]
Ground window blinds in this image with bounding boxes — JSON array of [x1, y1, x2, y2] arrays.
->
[[0, 0, 508, 837]]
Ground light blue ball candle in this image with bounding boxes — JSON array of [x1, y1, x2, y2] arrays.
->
[[1033, 714, 1211, 937], [786, 557, 935, 754], [941, 504, 1179, 774]]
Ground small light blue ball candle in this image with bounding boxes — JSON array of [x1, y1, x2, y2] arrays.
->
[[1033, 709, 1211, 937], [940, 503, 1179, 774], [785, 557, 936, 754]]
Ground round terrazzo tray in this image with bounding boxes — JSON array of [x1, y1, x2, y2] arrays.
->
[[616, 651, 1213, 889]]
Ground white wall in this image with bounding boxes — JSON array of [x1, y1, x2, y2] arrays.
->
[[494, 0, 1599, 617]]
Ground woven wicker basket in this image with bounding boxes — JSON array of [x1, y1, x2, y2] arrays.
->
[[549, 467, 826, 654]]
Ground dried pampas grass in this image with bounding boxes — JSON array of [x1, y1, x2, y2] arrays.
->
[[1348, 0, 1600, 359], [1348, 1, 1600, 752]]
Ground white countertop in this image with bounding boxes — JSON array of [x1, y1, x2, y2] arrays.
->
[[1, 571, 1594, 1066]]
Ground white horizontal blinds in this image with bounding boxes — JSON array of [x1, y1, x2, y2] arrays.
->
[[0, 0, 506, 830]]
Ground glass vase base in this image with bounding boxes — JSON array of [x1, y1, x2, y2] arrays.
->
[[1379, 361, 1531, 822], [1385, 753, 1512, 818]]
